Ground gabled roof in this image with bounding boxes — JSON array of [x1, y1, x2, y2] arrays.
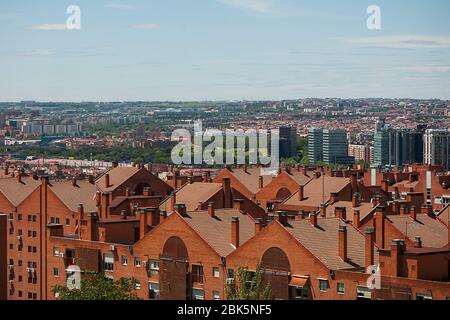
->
[[285, 218, 376, 270], [182, 209, 255, 257], [283, 176, 350, 208], [49, 179, 98, 212], [325, 201, 375, 221], [217, 167, 271, 195], [0, 176, 40, 207], [387, 214, 449, 248], [159, 182, 223, 212], [96, 166, 141, 192]]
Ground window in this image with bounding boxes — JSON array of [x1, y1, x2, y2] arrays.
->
[[28, 246, 32, 253], [18, 229, 23, 236], [134, 257, 141, 267], [318, 279, 329, 292], [337, 282, 345, 294], [28, 215, 32, 222], [28, 230, 32, 237], [416, 293, 432, 300], [149, 282, 159, 300], [149, 260, 159, 270], [53, 268, 59, 277], [9, 244, 13, 250], [18, 276, 23, 282], [212, 267, 220, 278], [294, 287, 309, 299], [28, 292, 32, 299], [103, 254, 114, 272], [66, 219, 70, 226], [33, 231, 37, 238], [227, 269, 234, 280], [213, 291, 220, 300], [121, 255, 128, 266], [53, 247, 59, 256], [192, 288, 204, 300], [33, 293, 37, 300], [18, 214, 22, 221], [32, 215, 36, 222], [9, 213, 13, 220], [50, 217, 60, 224], [18, 260, 22, 267], [32, 246, 37, 253], [18, 291, 22, 298], [135, 280, 141, 290], [192, 265, 204, 283]]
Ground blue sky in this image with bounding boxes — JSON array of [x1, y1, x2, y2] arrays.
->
[[0, 0, 449, 101]]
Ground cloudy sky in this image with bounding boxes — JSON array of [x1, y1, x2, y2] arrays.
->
[[1, 0, 449, 101]]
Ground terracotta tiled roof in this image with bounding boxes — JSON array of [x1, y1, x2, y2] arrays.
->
[[285, 218, 377, 270], [96, 166, 140, 192], [387, 214, 449, 248], [283, 176, 350, 208], [325, 201, 375, 221], [288, 171, 313, 186], [227, 167, 272, 194], [159, 182, 223, 212], [183, 209, 255, 257], [49, 179, 98, 212], [0, 176, 40, 207]]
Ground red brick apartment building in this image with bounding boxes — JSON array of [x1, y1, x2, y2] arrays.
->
[[1, 163, 449, 300]]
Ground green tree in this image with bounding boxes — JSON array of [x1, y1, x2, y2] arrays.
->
[[226, 263, 272, 300], [53, 273, 141, 300]]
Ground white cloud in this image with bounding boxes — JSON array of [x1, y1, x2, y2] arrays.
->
[[339, 35, 450, 49], [24, 49, 56, 56], [217, 0, 270, 13], [400, 65, 450, 73], [29, 24, 68, 31], [131, 24, 160, 30], [105, 3, 135, 10]]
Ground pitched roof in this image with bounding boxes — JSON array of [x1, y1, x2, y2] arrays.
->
[[325, 201, 375, 221], [387, 214, 449, 248], [0, 176, 40, 207], [49, 179, 98, 212], [182, 209, 255, 256], [95, 166, 141, 192], [285, 218, 376, 270], [159, 182, 223, 212], [283, 176, 350, 208], [227, 167, 272, 194]]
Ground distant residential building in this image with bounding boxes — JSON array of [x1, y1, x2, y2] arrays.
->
[[348, 144, 371, 164], [22, 123, 83, 137], [424, 129, 450, 170], [279, 126, 297, 158]]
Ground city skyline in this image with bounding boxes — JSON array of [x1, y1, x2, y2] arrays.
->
[[1, 0, 450, 102]]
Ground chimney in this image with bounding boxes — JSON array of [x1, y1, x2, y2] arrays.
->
[[298, 185, 305, 201], [353, 210, 361, 228], [400, 205, 407, 215], [104, 173, 110, 188], [139, 209, 149, 239], [410, 205, 417, 221], [120, 210, 127, 220], [149, 208, 160, 227], [352, 193, 360, 208], [375, 206, 386, 248], [314, 172, 321, 179], [319, 204, 326, 217], [170, 192, 176, 212], [233, 199, 244, 212], [202, 171, 210, 183], [255, 218, 263, 234], [4, 165, 8, 175], [339, 225, 348, 261], [414, 236, 422, 248], [381, 179, 389, 193], [330, 192, 339, 203], [391, 201, 400, 215], [365, 227, 375, 268], [88, 175, 94, 184], [72, 177, 77, 187], [231, 216, 240, 248], [197, 201, 203, 211], [77, 204, 84, 220], [244, 164, 248, 173], [301, 166, 307, 176], [86, 212, 98, 241], [421, 205, 432, 216], [277, 212, 288, 226], [112, 161, 119, 168], [125, 188, 130, 197], [391, 239, 406, 277], [222, 178, 232, 208], [208, 202, 215, 218], [17, 174, 22, 183], [335, 207, 347, 221], [309, 212, 318, 227], [350, 173, 358, 193], [147, 162, 153, 173], [372, 195, 380, 208], [258, 176, 264, 189]]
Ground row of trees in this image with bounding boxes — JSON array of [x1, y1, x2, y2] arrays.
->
[[54, 264, 272, 300]]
